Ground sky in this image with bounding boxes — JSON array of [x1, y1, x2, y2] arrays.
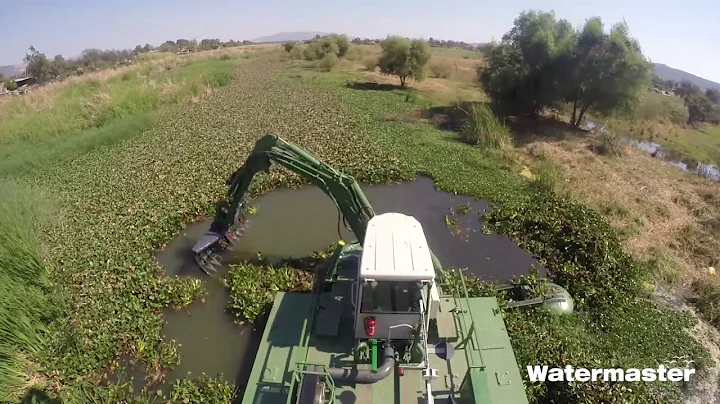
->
[[1, 0, 718, 82]]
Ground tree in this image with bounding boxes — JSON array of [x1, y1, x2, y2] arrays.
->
[[479, 11, 575, 117], [685, 91, 715, 124], [327, 34, 350, 57], [705, 88, 720, 104], [5, 80, 17, 91], [0, 73, 4, 83], [564, 19, 651, 126], [479, 11, 651, 124], [377, 36, 431, 87], [675, 80, 698, 98], [24, 46, 55, 84]]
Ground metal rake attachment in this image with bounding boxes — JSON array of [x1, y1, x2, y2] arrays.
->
[[193, 214, 250, 275]]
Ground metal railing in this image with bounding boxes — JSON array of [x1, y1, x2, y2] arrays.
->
[[285, 362, 337, 404]]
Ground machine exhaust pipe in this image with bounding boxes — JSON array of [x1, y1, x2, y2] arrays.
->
[[327, 345, 395, 385]]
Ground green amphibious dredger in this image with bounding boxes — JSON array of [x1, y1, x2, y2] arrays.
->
[[191, 134, 574, 404]]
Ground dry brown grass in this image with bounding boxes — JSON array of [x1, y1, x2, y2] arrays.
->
[[522, 133, 720, 283]]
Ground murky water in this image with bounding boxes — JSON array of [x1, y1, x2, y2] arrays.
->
[[586, 121, 720, 182], [147, 176, 548, 396]]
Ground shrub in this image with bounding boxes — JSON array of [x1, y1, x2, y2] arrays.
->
[[459, 103, 513, 150], [319, 53, 339, 72], [692, 276, 720, 326], [597, 129, 624, 156], [303, 43, 320, 61], [4, 80, 17, 91], [315, 38, 339, 59], [289, 44, 305, 60], [283, 42, 295, 53], [345, 46, 364, 61], [327, 34, 350, 57], [430, 62, 453, 79], [530, 157, 561, 193], [362, 56, 378, 71]]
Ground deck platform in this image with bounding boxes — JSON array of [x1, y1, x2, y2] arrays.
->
[[241, 283, 527, 404]]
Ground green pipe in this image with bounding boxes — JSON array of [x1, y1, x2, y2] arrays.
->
[[371, 339, 377, 373]]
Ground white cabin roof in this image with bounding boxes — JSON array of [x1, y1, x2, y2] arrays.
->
[[359, 213, 435, 282]]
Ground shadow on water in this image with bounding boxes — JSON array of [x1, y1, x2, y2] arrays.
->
[[129, 176, 548, 397]]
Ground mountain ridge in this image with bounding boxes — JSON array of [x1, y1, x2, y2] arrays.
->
[[252, 31, 329, 43], [653, 63, 719, 91]]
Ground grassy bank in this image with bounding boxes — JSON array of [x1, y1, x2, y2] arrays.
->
[[0, 181, 62, 401], [599, 91, 720, 166], [0, 57, 243, 177]]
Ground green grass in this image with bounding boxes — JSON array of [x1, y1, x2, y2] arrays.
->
[[429, 47, 482, 59], [459, 102, 513, 150], [663, 126, 720, 166], [0, 57, 238, 150], [0, 59, 240, 177], [633, 91, 687, 124], [0, 181, 61, 401], [602, 91, 720, 166]]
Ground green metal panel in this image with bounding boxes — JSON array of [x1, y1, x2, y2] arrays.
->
[[241, 292, 315, 404], [464, 297, 528, 404]]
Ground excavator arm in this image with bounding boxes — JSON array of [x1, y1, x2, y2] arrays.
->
[[192, 134, 376, 274]]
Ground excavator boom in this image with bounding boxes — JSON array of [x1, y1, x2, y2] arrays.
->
[[192, 134, 376, 274]]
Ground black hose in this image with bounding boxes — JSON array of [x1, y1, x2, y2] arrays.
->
[[327, 346, 395, 385]]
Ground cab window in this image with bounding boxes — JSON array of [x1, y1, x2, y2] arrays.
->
[[360, 281, 423, 313]]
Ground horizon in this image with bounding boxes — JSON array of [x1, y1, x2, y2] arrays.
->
[[0, 0, 718, 83]]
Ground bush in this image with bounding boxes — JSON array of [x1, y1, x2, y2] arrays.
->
[[303, 44, 320, 61], [288, 44, 305, 60], [597, 129, 624, 156], [327, 34, 350, 58], [345, 46, 364, 61], [283, 42, 295, 53], [530, 157, 561, 193], [430, 62, 454, 79], [459, 103, 513, 150], [692, 276, 720, 327], [315, 38, 339, 59], [4, 80, 17, 91], [319, 53, 339, 72], [362, 56, 378, 71]]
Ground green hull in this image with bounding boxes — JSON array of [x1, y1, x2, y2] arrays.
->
[[241, 283, 528, 403]]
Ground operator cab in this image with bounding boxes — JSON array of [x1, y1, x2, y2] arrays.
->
[[354, 213, 439, 341]]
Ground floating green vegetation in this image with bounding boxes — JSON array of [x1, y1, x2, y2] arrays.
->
[[225, 263, 313, 324], [456, 202, 472, 215], [170, 373, 235, 404]]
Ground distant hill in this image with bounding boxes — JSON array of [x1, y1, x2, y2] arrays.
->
[[0, 64, 25, 79], [653, 63, 720, 91], [252, 32, 329, 43]]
